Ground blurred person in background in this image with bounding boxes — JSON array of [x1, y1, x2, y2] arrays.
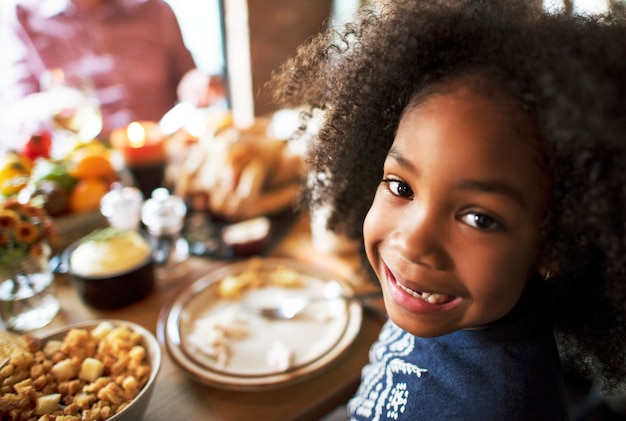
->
[[0, 0, 225, 147]]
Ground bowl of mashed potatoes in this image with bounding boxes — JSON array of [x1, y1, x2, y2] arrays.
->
[[64, 228, 155, 309]]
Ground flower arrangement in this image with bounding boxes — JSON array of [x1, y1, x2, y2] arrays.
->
[[0, 198, 60, 329], [0, 198, 58, 271]]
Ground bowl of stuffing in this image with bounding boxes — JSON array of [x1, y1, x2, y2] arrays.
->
[[0, 319, 161, 421]]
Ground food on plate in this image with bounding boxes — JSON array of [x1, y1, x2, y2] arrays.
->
[[0, 321, 151, 420], [186, 308, 297, 371], [168, 115, 305, 221], [70, 228, 151, 277], [221, 216, 271, 256], [216, 258, 304, 299], [186, 307, 250, 368], [186, 261, 309, 369], [269, 265, 306, 288], [266, 341, 294, 371]]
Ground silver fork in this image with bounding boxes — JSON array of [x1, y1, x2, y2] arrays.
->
[[243, 290, 383, 320]]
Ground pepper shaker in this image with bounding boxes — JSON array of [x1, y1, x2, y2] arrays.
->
[[141, 187, 188, 264]]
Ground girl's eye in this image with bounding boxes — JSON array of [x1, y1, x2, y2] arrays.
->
[[383, 178, 413, 199], [460, 212, 500, 230]]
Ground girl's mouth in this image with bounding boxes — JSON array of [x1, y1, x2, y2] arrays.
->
[[395, 280, 454, 304], [386, 265, 456, 305]]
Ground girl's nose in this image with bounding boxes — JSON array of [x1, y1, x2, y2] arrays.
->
[[392, 203, 449, 270]]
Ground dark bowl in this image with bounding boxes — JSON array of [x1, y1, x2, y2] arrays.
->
[[57, 237, 155, 310]]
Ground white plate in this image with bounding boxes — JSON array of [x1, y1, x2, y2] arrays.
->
[[159, 258, 362, 390]]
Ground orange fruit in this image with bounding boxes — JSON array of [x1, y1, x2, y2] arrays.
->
[[69, 178, 109, 213], [69, 154, 115, 179], [67, 141, 109, 163]]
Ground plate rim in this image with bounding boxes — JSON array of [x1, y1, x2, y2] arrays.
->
[[158, 257, 363, 390]]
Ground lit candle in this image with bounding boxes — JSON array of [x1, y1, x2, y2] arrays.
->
[[110, 121, 166, 167]]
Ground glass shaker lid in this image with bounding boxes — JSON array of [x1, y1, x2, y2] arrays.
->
[[100, 185, 143, 230]]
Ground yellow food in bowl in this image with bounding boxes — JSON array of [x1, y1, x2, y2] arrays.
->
[[70, 229, 152, 277]]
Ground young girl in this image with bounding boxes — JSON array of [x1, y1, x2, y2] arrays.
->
[[270, 0, 626, 419]]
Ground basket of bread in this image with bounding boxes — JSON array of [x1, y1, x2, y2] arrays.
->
[[166, 113, 305, 223]]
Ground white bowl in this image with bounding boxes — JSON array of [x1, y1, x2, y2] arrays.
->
[[39, 319, 161, 421]]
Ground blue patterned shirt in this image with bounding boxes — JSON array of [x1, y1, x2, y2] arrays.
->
[[348, 284, 567, 420]]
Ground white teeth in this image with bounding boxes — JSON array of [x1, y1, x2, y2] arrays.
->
[[397, 281, 451, 304], [397, 281, 419, 297], [427, 294, 447, 304]]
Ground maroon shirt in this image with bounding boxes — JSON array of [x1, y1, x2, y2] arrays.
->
[[2, 0, 196, 137]]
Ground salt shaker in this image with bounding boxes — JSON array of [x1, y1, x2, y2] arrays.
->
[[141, 188, 188, 264], [100, 185, 144, 230]]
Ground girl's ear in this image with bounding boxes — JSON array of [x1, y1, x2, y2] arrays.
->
[[538, 260, 560, 281], [538, 266, 551, 281]]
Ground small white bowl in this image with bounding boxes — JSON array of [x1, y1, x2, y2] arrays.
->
[[39, 319, 161, 421]]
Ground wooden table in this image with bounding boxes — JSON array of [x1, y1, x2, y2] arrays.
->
[[34, 212, 386, 421]]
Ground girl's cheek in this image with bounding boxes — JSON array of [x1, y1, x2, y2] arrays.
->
[[363, 207, 375, 246], [363, 196, 387, 250], [362, 208, 379, 271]]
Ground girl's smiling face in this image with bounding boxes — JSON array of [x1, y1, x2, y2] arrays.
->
[[363, 81, 550, 338]]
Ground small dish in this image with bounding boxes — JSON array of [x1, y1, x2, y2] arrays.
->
[[55, 229, 155, 309], [158, 258, 362, 390], [182, 210, 296, 259], [221, 216, 272, 256]]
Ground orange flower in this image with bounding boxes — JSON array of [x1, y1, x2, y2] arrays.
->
[[14, 221, 39, 245], [0, 198, 57, 265], [20, 203, 45, 220], [1, 198, 21, 211], [0, 209, 19, 230]]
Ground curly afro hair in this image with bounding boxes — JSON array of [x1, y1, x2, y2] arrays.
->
[[270, 0, 626, 392]]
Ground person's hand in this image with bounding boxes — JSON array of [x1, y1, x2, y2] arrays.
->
[[177, 69, 226, 107]]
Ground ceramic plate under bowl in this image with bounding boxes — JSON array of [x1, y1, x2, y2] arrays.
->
[[158, 258, 362, 390]]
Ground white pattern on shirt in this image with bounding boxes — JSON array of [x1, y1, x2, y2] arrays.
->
[[349, 321, 428, 420]]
